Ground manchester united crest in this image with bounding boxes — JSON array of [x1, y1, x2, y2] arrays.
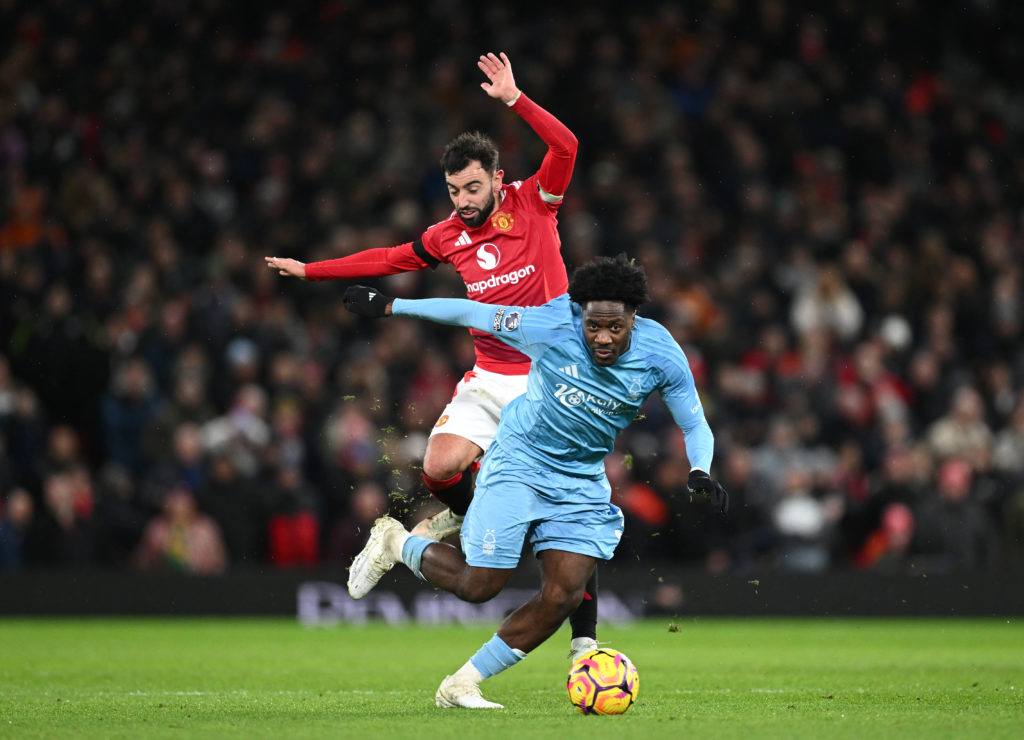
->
[[491, 211, 515, 232]]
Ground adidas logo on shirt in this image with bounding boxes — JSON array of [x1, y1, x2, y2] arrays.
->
[[559, 364, 580, 379], [455, 231, 472, 247]]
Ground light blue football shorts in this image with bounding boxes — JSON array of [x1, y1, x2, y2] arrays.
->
[[460, 442, 625, 568]]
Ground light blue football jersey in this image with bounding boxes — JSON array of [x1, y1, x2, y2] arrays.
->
[[391, 294, 714, 479]]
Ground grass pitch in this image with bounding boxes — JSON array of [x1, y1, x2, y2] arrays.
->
[[0, 617, 1021, 739]]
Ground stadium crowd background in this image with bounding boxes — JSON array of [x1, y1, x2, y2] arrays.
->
[[1, 0, 1023, 575]]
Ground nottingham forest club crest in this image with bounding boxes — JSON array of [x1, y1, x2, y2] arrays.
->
[[490, 211, 515, 232]]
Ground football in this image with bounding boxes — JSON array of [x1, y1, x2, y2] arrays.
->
[[566, 648, 640, 715]]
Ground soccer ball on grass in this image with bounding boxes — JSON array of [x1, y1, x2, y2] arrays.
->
[[566, 648, 639, 715]]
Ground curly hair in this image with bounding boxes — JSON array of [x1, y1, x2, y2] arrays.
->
[[568, 254, 649, 311], [440, 131, 499, 175]]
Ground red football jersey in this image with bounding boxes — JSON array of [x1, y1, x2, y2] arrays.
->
[[303, 92, 576, 375], [418, 175, 569, 373]]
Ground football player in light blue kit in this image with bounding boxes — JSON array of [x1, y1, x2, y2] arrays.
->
[[344, 255, 728, 709]]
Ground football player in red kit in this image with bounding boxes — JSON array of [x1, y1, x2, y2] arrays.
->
[[266, 53, 599, 661]]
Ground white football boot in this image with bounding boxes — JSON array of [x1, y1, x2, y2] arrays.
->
[[434, 675, 504, 709], [567, 637, 601, 664], [346, 516, 406, 599], [410, 508, 464, 541]]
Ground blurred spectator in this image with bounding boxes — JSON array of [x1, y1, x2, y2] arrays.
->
[[145, 421, 208, 501], [101, 357, 162, 478], [607, 451, 668, 561], [771, 466, 843, 572], [1005, 487, 1024, 568], [266, 397, 307, 473], [196, 453, 264, 565], [790, 264, 864, 345], [714, 445, 773, 570], [911, 458, 999, 572], [217, 337, 263, 410], [853, 502, 915, 572], [325, 480, 388, 565], [0, 487, 35, 569], [992, 399, 1024, 481], [11, 282, 107, 432], [750, 416, 823, 504], [141, 372, 217, 467], [200, 383, 270, 479], [265, 464, 320, 568], [0, 354, 17, 425], [0, 433, 14, 496], [93, 463, 148, 567], [26, 466, 96, 567], [42, 423, 85, 475], [5, 388, 48, 492], [925, 386, 994, 462], [839, 444, 921, 565], [833, 338, 911, 444], [135, 482, 227, 574], [319, 402, 383, 525]]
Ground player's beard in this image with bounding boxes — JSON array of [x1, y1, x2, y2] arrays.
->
[[458, 189, 496, 228]]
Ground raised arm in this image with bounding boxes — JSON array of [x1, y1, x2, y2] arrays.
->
[[479, 52, 578, 201]]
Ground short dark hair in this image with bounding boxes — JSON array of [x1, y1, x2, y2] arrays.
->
[[568, 254, 649, 312], [441, 131, 499, 175]]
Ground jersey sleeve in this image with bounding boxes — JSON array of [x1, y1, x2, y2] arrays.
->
[[510, 93, 578, 206], [304, 241, 432, 281], [655, 337, 715, 473], [391, 294, 571, 361]]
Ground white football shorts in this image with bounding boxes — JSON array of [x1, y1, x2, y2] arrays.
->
[[428, 366, 529, 452]]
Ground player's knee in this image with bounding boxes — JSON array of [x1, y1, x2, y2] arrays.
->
[[541, 581, 586, 616], [423, 436, 480, 480], [422, 445, 463, 481], [422, 456, 462, 482]]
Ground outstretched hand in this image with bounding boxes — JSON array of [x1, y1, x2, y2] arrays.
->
[[265, 256, 307, 279], [687, 470, 729, 514], [478, 52, 520, 105], [343, 285, 393, 318]]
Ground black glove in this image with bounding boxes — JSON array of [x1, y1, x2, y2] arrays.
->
[[343, 285, 393, 318], [687, 469, 729, 514]]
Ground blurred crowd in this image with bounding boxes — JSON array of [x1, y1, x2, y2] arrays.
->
[[2, 0, 1023, 575]]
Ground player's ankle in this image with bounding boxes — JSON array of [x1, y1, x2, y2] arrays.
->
[[452, 659, 486, 685]]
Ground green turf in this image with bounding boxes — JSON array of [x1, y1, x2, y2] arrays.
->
[[0, 617, 1021, 739]]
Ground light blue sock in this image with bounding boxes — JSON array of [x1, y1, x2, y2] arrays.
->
[[468, 634, 527, 679], [400, 535, 433, 581]]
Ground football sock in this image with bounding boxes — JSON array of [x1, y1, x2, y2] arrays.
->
[[400, 535, 432, 581], [468, 634, 526, 680], [569, 568, 598, 641], [422, 469, 474, 516]]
